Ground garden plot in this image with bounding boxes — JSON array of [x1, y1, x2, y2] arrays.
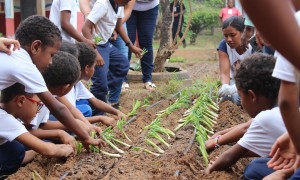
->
[[8, 60, 251, 180]]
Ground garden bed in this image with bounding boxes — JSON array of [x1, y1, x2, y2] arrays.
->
[[8, 57, 251, 180]]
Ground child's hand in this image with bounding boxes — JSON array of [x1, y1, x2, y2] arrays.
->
[[56, 144, 74, 157], [99, 116, 116, 127], [205, 139, 216, 152], [81, 136, 106, 152], [0, 38, 20, 55], [129, 45, 143, 59], [84, 38, 96, 49], [218, 84, 237, 97], [116, 111, 128, 121], [263, 168, 294, 180], [95, 51, 105, 66], [58, 130, 76, 148], [268, 132, 296, 170]]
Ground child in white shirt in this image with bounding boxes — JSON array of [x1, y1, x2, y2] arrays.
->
[[205, 53, 286, 174], [0, 83, 73, 176], [0, 15, 101, 148]]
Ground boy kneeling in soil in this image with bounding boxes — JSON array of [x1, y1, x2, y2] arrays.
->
[[62, 41, 127, 126], [0, 83, 73, 177], [205, 53, 286, 174]]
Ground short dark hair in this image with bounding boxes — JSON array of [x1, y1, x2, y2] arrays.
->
[[222, 16, 245, 32], [42, 51, 80, 88], [15, 15, 62, 48], [60, 41, 79, 58], [76, 42, 96, 70], [235, 53, 280, 99], [1, 83, 34, 103]]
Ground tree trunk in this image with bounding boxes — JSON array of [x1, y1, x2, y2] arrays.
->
[[154, 0, 192, 72], [153, 0, 173, 72]]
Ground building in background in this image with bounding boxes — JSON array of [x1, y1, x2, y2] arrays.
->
[[0, 0, 84, 37]]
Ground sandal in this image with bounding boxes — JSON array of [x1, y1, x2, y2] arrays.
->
[[121, 82, 130, 92], [144, 82, 156, 91]]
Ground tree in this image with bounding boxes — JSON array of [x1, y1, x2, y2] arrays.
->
[[153, 0, 192, 72]]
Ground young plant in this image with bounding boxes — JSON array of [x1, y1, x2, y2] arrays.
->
[[131, 146, 160, 157], [127, 100, 142, 117], [116, 118, 132, 142], [147, 130, 170, 148], [141, 48, 148, 57], [94, 36, 103, 44], [102, 127, 128, 154], [145, 138, 165, 154]]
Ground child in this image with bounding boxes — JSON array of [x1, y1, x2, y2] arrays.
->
[[0, 15, 100, 149], [205, 53, 286, 174], [73, 42, 127, 122], [0, 83, 73, 177], [82, 0, 143, 113], [49, 0, 95, 47], [60, 41, 127, 126], [28, 51, 85, 146]]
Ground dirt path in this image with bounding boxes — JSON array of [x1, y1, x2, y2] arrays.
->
[[8, 49, 252, 180]]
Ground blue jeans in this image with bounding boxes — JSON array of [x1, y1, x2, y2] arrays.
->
[[127, 5, 159, 83], [244, 158, 274, 180], [76, 99, 92, 117], [289, 168, 300, 180], [0, 141, 25, 177], [110, 23, 129, 83], [91, 42, 129, 115]]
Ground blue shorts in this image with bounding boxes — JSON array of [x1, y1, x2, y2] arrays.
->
[[0, 140, 25, 177]]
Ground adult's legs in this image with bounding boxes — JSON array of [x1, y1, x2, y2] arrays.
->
[[136, 5, 159, 83], [244, 158, 274, 180], [107, 43, 129, 104], [90, 43, 110, 115], [127, 12, 137, 61]]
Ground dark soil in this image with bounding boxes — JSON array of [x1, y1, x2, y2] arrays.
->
[[8, 52, 252, 180]]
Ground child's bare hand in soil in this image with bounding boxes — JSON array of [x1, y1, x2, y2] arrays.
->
[[205, 139, 216, 152], [55, 144, 74, 157], [58, 130, 76, 148], [82, 136, 106, 152], [116, 111, 127, 121], [100, 116, 116, 127]]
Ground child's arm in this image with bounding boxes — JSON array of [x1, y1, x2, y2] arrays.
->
[[16, 132, 73, 157], [89, 97, 127, 120], [205, 119, 253, 151], [28, 128, 75, 147], [278, 80, 300, 155], [86, 115, 116, 127], [115, 18, 143, 58], [37, 91, 92, 143], [56, 96, 104, 136], [205, 144, 251, 174], [60, 10, 95, 48]]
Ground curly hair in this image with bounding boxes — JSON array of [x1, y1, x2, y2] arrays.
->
[[1, 83, 34, 103], [60, 41, 79, 58], [76, 42, 96, 70], [222, 16, 245, 32], [15, 15, 62, 48], [42, 51, 80, 88], [235, 53, 280, 99]]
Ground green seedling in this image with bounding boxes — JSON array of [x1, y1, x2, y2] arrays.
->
[[131, 146, 160, 157], [94, 36, 103, 44], [141, 48, 148, 57], [127, 100, 142, 117], [117, 118, 132, 142]]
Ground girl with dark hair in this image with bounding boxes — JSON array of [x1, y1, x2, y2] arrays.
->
[[217, 16, 253, 105]]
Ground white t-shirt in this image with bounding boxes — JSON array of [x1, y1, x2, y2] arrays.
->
[[30, 106, 50, 129], [87, 0, 124, 44], [65, 81, 94, 107], [272, 51, 298, 83], [0, 109, 28, 145], [226, 44, 253, 78], [272, 11, 300, 83], [0, 49, 48, 93], [238, 107, 286, 157], [133, 0, 159, 11], [49, 0, 78, 43]]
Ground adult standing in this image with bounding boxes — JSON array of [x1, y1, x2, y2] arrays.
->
[[126, 0, 159, 91], [219, 0, 242, 24], [170, 0, 186, 48]]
